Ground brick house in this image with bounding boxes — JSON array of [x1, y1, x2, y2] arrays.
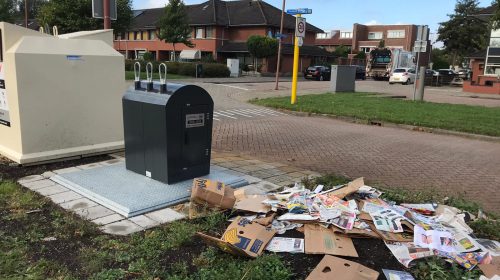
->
[[114, 0, 334, 73], [315, 23, 430, 66]]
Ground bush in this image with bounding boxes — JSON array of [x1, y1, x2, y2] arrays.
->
[[142, 51, 154, 62], [125, 60, 230, 78]]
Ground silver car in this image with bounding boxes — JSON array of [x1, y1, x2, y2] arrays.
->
[[389, 68, 416, 85]]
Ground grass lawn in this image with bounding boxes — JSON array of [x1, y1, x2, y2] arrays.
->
[[125, 71, 189, 81], [250, 93, 500, 137]]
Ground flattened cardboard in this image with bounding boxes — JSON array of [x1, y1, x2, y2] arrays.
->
[[369, 222, 413, 242], [233, 194, 271, 213], [197, 216, 276, 258], [330, 177, 364, 199], [254, 213, 276, 226], [478, 256, 500, 279], [304, 224, 358, 257], [305, 255, 379, 280], [191, 178, 235, 209]]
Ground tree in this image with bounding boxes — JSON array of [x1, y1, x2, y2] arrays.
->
[[334, 45, 350, 58], [354, 51, 366, 60], [378, 39, 385, 48], [157, 0, 194, 62], [431, 48, 451, 69], [16, 0, 47, 20], [489, 0, 500, 29], [37, 0, 132, 34], [438, 0, 488, 65], [0, 0, 16, 23], [246, 35, 278, 72]]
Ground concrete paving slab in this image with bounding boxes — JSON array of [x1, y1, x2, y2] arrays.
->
[[42, 171, 56, 178], [18, 175, 44, 184], [74, 205, 116, 220], [35, 184, 69, 196], [53, 167, 81, 174], [78, 163, 103, 170], [48, 191, 83, 204], [100, 158, 124, 166], [101, 220, 143, 235], [22, 179, 56, 190], [59, 197, 98, 211], [92, 213, 125, 225], [145, 208, 186, 224], [129, 215, 160, 229]]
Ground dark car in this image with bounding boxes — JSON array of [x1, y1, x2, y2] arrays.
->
[[304, 66, 331, 81], [355, 65, 366, 80]]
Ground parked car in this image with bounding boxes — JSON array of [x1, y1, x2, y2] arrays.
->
[[437, 69, 456, 76], [457, 68, 471, 79], [355, 65, 366, 80], [389, 68, 416, 85], [426, 69, 438, 77], [304, 66, 331, 81]]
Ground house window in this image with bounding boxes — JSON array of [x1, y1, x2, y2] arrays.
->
[[148, 30, 156, 40], [360, 47, 372, 53], [340, 31, 352, 38], [205, 27, 213, 38], [387, 30, 405, 38], [195, 27, 203, 38], [316, 32, 331, 39], [368, 32, 383, 40], [134, 31, 142, 40]]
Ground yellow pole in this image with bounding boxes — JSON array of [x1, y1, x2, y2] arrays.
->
[[291, 14, 301, 104]]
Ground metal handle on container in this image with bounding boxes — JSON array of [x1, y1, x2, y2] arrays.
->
[[53, 26, 59, 36], [134, 62, 141, 90], [146, 62, 154, 92], [159, 63, 167, 93]]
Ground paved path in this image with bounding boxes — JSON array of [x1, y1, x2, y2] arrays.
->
[[212, 115, 500, 212], [175, 79, 500, 213]]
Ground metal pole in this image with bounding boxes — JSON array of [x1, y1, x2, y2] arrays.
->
[[413, 49, 420, 101], [24, 0, 28, 28], [416, 66, 426, 101], [291, 14, 301, 104], [274, 0, 286, 90], [103, 0, 111, 29]]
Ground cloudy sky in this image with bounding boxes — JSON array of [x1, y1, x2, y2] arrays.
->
[[133, 0, 493, 45]]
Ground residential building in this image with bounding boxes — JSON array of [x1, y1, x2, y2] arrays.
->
[[315, 23, 430, 65], [114, 0, 334, 73], [463, 5, 500, 94]]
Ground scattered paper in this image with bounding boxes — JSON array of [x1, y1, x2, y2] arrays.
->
[[401, 203, 436, 215], [266, 237, 304, 253], [371, 208, 405, 233], [330, 210, 356, 230], [476, 239, 500, 257], [271, 220, 303, 234], [314, 185, 324, 193], [278, 213, 319, 222], [450, 229, 481, 253], [413, 225, 455, 253], [382, 269, 415, 280], [385, 241, 434, 267], [435, 250, 488, 270], [362, 202, 387, 214]]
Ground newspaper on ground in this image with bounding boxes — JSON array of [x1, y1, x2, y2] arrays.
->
[[413, 225, 455, 252], [370, 208, 406, 233], [475, 239, 500, 257], [266, 237, 304, 253], [384, 241, 434, 267], [434, 250, 489, 270], [401, 203, 436, 215], [271, 220, 303, 234], [382, 269, 415, 280], [330, 209, 356, 230]]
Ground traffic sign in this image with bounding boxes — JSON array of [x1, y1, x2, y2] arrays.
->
[[297, 37, 303, 47], [296, 17, 306, 38], [92, 0, 117, 20], [287, 8, 312, 15], [413, 46, 427, 53]]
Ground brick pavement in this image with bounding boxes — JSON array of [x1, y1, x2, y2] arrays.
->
[[212, 115, 500, 213]]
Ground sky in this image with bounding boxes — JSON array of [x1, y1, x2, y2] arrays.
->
[[133, 0, 492, 45]]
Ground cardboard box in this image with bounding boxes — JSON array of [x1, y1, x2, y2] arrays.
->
[[197, 216, 276, 258], [191, 178, 236, 209], [330, 177, 364, 199], [233, 194, 271, 213], [306, 255, 379, 280], [304, 224, 358, 257]]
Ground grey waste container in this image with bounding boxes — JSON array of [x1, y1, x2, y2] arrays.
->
[[330, 65, 356, 92], [122, 81, 214, 184]]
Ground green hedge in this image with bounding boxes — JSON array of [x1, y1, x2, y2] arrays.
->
[[125, 60, 230, 78]]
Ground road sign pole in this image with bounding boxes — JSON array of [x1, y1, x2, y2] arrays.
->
[[274, 0, 286, 90], [291, 14, 301, 104], [103, 0, 111, 29]]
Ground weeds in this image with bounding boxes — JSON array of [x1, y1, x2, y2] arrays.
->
[[411, 257, 482, 280]]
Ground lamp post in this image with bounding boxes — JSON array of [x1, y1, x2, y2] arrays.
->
[[274, 0, 286, 90], [103, 0, 111, 29], [24, 0, 28, 28]]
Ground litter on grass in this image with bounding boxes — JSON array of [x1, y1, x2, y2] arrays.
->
[[191, 177, 499, 278]]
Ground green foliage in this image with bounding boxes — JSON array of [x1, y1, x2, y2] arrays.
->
[[354, 51, 366, 59], [247, 35, 279, 59], [16, 0, 47, 20], [411, 257, 481, 280], [124, 60, 229, 78], [37, 0, 132, 34], [157, 0, 194, 61], [378, 39, 385, 48], [301, 174, 350, 191], [334, 45, 350, 58], [250, 92, 500, 136], [0, 0, 16, 23], [469, 219, 500, 240], [431, 48, 451, 70], [489, 0, 500, 29], [438, 0, 488, 65], [142, 51, 154, 62]]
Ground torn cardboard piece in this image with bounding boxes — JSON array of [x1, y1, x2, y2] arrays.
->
[[305, 255, 379, 280], [233, 193, 271, 213], [329, 177, 364, 199], [197, 216, 276, 258], [479, 256, 500, 279], [304, 224, 358, 257], [191, 178, 236, 209]]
